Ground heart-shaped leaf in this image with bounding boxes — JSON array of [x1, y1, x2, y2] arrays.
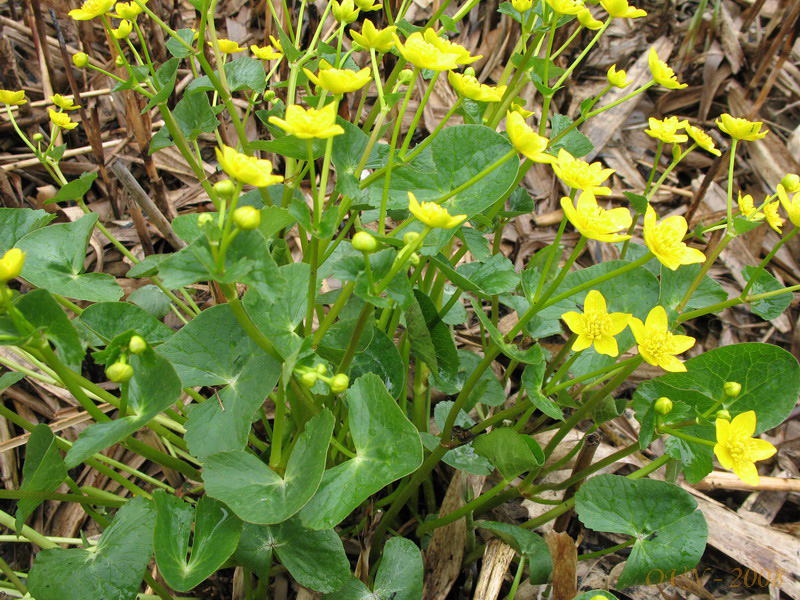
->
[[15, 424, 67, 530]]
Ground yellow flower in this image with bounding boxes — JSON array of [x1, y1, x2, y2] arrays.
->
[[215, 145, 284, 187], [393, 31, 464, 71], [423, 29, 481, 65], [544, 0, 585, 16], [561, 290, 631, 356], [269, 35, 283, 54], [332, 0, 360, 23], [777, 184, 800, 227], [114, 0, 144, 19], [578, 8, 604, 29], [0, 89, 27, 106], [737, 191, 764, 221], [552, 149, 615, 194], [407, 192, 466, 229], [505, 111, 555, 164], [449, 70, 506, 102], [49, 109, 79, 130], [50, 94, 80, 111], [629, 305, 695, 372], [560, 190, 632, 242], [715, 113, 768, 142], [510, 101, 534, 118], [304, 60, 371, 95], [648, 47, 687, 90], [268, 103, 345, 139], [714, 411, 776, 486], [69, 0, 115, 20], [644, 116, 689, 144], [763, 200, 783, 233], [643, 205, 705, 271], [216, 38, 245, 54], [600, 0, 646, 18], [512, 0, 532, 11], [354, 0, 382, 10], [0, 248, 25, 283], [350, 19, 396, 53], [686, 124, 721, 156], [606, 64, 631, 88], [111, 19, 133, 39], [250, 45, 282, 60]]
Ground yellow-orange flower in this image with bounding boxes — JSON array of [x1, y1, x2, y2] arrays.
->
[[407, 192, 466, 229], [630, 305, 695, 372], [715, 113, 769, 142], [350, 19, 396, 53], [0, 248, 25, 283], [561, 290, 631, 356], [69, 0, 115, 20], [449, 70, 505, 102], [648, 47, 687, 90], [49, 109, 79, 130], [777, 184, 800, 227], [304, 61, 371, 95], [737, 191, 764, 221], [0, 89, 27, 106], [644, 116, 688, 144], [268, 103, 345, 139], [250, 45, 282, 61], [114, 0, 144, 19], [505, 111, 555, 164], [560, 190, 632, 242], [607, 65, 631, 88], [552, 149, 615, 194], [393, 31, 464, 71], [643, 205, 705, 271], [763, 200, 783, 233], [714, 411, 776, 486], [600, 0, 646, 18], [215, 145, 284, 187], [423, 29, 481, 65], [685, 124, 721, 156], [215, 39, 245, 54], [544, 0, 584, 15], [50, 94, 80, 111], [577, 8, 604, 29]]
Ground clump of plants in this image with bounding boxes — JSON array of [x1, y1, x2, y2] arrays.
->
[[0, 0, 798, 597]]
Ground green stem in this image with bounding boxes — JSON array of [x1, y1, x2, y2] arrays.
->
[[740, 226, 798, 297], [675, 232, 733, 313], [402, 97, 462, 163], [578, 539, 635, 561], [659, 425, 715, 447], [399, 71, 440, 155], [416, 476, 512, 536], [726, 139, 739, 232]]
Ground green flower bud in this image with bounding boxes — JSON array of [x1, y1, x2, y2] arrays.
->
[[352, 231, 378, 253], [106, 361, 134, 383], [654, 396, 673, 415], [72, 52, 89, 68], [32, 133, 44, 142], [464, 66, 476, 78], [233, 206, 261, 230], [262, 91, 276, 103], [128, 335, 147, 355], [780, 173, 800, 194], [398, 69, 415, 85], [315, 363, 328, 374], [723, 381, 741, 398], [301, 371, 318, 387], [214, 179, 236, 197], [409, 252, 420, 266], [330, 373, 349, 394], [715, 409, 731, 421], [672, 143, 682, 161], [115, 55, 126, 67], [197, 213, 214, 226], [402, 231, 420, 245]]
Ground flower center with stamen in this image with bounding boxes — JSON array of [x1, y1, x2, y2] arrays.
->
[[727, 440, 747, 462], [581, 311, 611, 340]]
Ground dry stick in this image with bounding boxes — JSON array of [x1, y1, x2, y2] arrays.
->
[[110, 160, 187, 250], [750, 18, 799, 114], [748, 1, 800, 91], [685, 147, 729, 224], [552, 431, 601, 532]]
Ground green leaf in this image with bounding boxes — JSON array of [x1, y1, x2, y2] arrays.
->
[[16, 214, 122, 302], [251, 136, 326, 161], [141, 57, 180, 112], [420, 432, 493, 475], [733, 216, 763, 235], [157, 305, 281, 459], [149, 125, 173, 153], [575, 474, 707, 588], [364, 125, 517, 223], [233, 517, 350, 593], [406, 290, 459, 378], [664, 424, 715, 483], [470, 298, 545, 364], [158, 229, 285, 303], [65, 346, 182, 467], [431, 349, 505, 409], [623, 191, 649, 215], [743, 266, 792, 320], [203, 409, 335, 524], [0, 208, 56, 252], [521, 360, 564, 420], [300, 374, 422, 529], [15, 424, 67, 530], [549, 114, 593, 158], [153, 492, 242, 592], [659, 263, 727, 313], [172, 92, 219, 141], [166, 28, 196, 58], [331, 118, 389, 198], [0, 371, 25, 392], [127, 285, 171, 319], [187, 56, 266, 94], [28, 496, 155, 600], [79, 301, 173, 344], [326, 537, 422, 600], [12, 289, 84, 371], [497, 1, 525, 24], [477, 521, 552, 584], [46, 172, 98, 205], [111, 65, 150, 92], [473, 428, 543, 479], [457, 254, 520, 295]]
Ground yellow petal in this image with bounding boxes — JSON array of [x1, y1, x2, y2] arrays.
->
[[746, 438, 777, 462], [584, 289, 606, 314], [593, 335, 619, 357], [715, 417, 732, 447], [628, 317, 645, 343], [658, 354, 686, 372], [730, 410, 756, 440], [607, 312, 631, 335], [668, 334, 695, 354], [645, 305, 668, 330], [561, 311, 584, 334], [732, 460, 760, 486], [572, 333, 593, 352]]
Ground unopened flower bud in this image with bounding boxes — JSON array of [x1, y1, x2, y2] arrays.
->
[[72, 52, 89, 68], [32, 133, 44, 142], [715, 409, 731, 421], [262, 91, 276, 103], [197, 213, 214, 226], [315, 363, 328, 374], [0, 248, 25, 283], [214, 179, 235, 198], [106, 361, 134, 383], [511, 0, 532, 11], [723, 381, 741, 398], [301, 371, 318, 387], [233, 205, 261, 230], [402, 231, 420, 245], [780, 173, 800, 194], [464, 67, 476, 78], [352, 231, 378, 253], [409, 252, 420, 266], [115, 55, 126, 67], [398, 69, 415, 85], [128, 335, 147, 354], [654, 396, 673, 415], [672, 144, 682, 161], [330, 373, 349, 394]]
